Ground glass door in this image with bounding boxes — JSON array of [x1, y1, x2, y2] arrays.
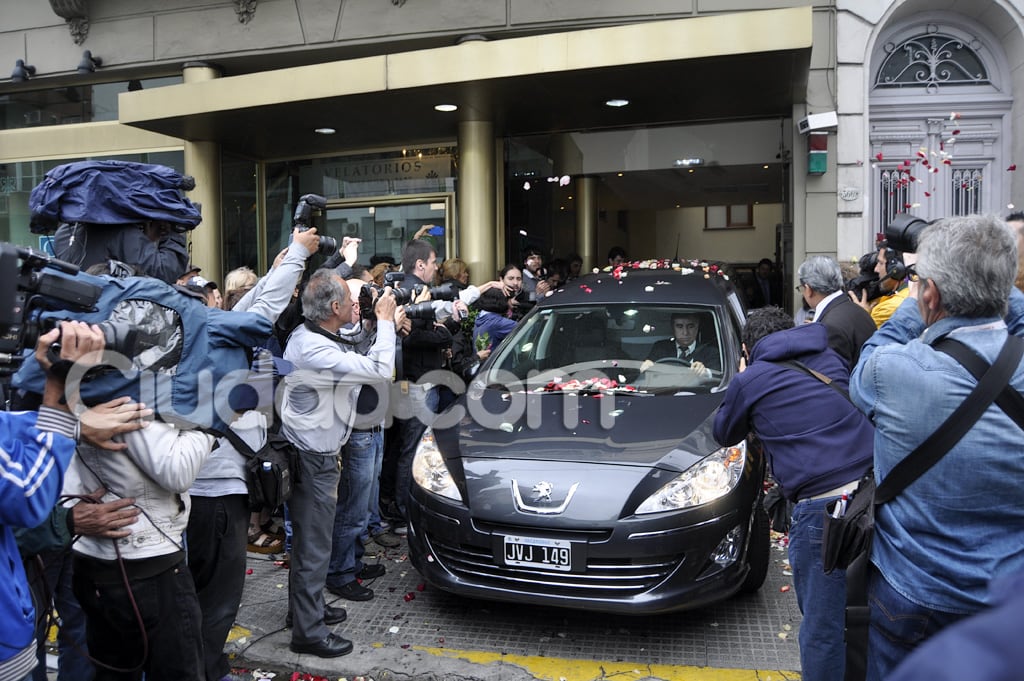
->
[[323, 194, 453, 268]]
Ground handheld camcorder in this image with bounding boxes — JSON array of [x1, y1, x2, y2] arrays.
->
[[357, 272, 459, 322], [293, 194, 338, 257], [0, 243, 144, 377], [845, 251, 885, 303]]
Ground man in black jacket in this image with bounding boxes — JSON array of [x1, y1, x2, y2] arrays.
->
[[386, 239, 453, 533], [797, 255, 876, 368]]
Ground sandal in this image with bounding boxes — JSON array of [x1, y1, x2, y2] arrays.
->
[[247, 531, 284, 554], [261, 518, 286, 538]]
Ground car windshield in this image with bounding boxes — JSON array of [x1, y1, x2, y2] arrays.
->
[[481, 304, 729, 394]]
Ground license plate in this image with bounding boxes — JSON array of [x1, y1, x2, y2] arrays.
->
[[502, 535, 572, 571]]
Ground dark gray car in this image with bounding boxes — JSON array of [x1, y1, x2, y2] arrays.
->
[[407, 265, 769, 614]]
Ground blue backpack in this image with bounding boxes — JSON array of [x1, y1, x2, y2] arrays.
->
[[13, 272, 272, 434]]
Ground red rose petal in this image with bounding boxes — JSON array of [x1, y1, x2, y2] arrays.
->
[[1008, 164, 1017, 171], [875, 153, 884, 161], [246, 568, 253, 575]]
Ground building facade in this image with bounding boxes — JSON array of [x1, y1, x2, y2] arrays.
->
[[2, 0, 1023, 306]]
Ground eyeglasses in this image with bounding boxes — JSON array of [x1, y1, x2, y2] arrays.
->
[[795, 282, 805, 291]]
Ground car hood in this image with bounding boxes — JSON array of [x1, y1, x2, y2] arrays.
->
[[438, 388, 725, 473]]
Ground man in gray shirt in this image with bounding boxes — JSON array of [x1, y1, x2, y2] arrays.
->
[[280, 269, 397, 658]]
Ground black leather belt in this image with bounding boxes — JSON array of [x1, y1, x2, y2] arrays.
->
[[351, 425, 383, 433]]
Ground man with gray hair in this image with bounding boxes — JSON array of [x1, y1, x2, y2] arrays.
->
[[850, 214, 1024, 680], [797, 255, 876, 367], [280, 269, 398, 658]]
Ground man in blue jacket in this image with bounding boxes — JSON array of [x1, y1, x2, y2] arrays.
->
[[713, 306, 875, 681], [850, 214, 1024, 680]]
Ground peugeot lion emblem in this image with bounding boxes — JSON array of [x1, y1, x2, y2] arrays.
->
[[511, 479, 580, 515], [531, 481, 553, 502]]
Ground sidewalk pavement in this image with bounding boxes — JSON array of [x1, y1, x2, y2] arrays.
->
[[226, 536, 538, 681], [222, 532, 802, 681]]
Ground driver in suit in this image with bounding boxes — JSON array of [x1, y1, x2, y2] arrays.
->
[[641, 312, 721, 377]]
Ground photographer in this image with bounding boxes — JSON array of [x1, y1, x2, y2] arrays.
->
[[850, 214, 1024, 680], [325, 279, 406, 602], [279, 270, 397, 658], [0, 321, 120, 681], [374, 239, 454, 537], [714, 307, 874, 681]]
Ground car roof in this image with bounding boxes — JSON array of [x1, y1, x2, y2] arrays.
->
[[537, 264, 740, 308]]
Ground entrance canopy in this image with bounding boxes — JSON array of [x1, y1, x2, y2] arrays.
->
[[119, 7, 812, 160]]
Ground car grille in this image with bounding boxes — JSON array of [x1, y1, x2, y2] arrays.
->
[[426, 532, 683, 596]]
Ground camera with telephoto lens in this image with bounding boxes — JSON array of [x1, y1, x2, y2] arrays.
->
[[293, 194, 338, 257], [884, 213, 931, 254], [845, 251, 885, 303], [0, 243, 155, 378], [358, 273, 459, 322]]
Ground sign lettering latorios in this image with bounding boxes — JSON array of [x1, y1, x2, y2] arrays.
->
[[322, 156, 451, 183]]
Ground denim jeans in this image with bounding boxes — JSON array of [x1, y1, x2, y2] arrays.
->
[[866, 564, 967, 681], [326, 429, 384, 588], [393, 386, 439, 520], [789, 497, 848, 681]]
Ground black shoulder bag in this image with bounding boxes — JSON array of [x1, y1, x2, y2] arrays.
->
[[219, 424, 299, 512], [834, 334, 1024, 681]]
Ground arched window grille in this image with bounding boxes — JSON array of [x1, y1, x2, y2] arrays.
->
[[875, 32, 989, 92]]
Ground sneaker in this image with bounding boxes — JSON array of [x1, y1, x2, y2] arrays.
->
[[327, 580, 374, 601], [358, 563, 386, 580], [371, 531, 401, 548], [392, 522, 408, 536]]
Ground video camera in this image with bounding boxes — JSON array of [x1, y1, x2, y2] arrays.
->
[[293, 194, 337, 257], [357, 272, 459, 322], [0, 243, 146, 377], [845, 251, 885, 303]]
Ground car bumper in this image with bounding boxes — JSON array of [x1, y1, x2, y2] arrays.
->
[[407, 487, 758, 615]]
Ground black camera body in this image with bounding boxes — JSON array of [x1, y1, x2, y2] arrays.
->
[[293, 194, 338, 256]]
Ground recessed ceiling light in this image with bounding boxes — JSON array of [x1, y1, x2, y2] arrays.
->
[[434, 103, 458, 112], [314, 127, 336, 135], [763, 164, 770, 169], [605, 98, 629, 108], [617, 172, 624, 177]]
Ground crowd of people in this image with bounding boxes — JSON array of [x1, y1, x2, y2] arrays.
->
[[2, 197, 634, 680], [4, 188, 1024, 681]]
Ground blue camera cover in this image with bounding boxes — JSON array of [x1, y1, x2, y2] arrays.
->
[[29, 160, 203, 234]]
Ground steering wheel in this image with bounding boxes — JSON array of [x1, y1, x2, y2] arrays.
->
[[654, 357, 689, 366]]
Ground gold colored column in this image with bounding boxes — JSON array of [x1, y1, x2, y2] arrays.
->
[[457, 119, 497, 279], [575, 176, 598, 272], [182, 62, 223, 284]]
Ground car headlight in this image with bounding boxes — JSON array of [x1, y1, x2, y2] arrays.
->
[[412, 429, 463, 502], [635, 441, 746, 514]]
